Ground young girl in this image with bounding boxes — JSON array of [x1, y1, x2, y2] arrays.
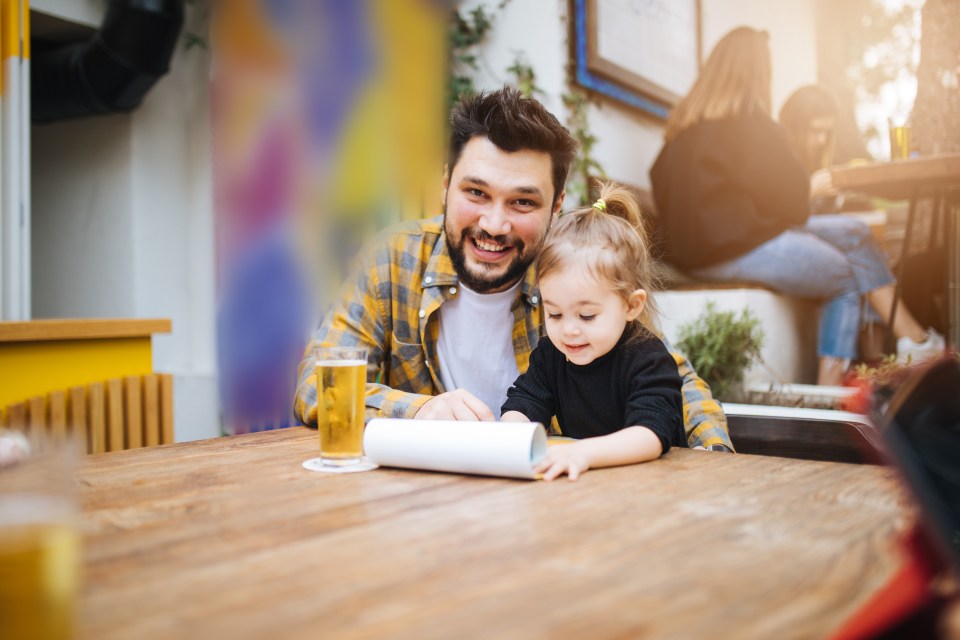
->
[[500, 182, 684, 481]]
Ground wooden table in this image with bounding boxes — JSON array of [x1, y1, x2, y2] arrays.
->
[[77, 427, 910, 639], [831, 154, 960, 348], [831, 154, 960, 201]]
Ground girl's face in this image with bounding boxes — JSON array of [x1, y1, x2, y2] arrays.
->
[[539, 265, 646, 366]]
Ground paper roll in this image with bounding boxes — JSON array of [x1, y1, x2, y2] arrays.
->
[[363, 419, 547, 479]]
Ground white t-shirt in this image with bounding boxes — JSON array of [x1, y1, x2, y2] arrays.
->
[[437, 281, 521, 418]]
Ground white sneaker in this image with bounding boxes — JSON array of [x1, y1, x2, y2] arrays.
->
[[896, 329, 946, 364]]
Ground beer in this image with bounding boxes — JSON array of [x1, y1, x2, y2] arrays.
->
[[315, 358, 366, 462], [888, 120, 911, 159], [0, 499, 80, 640]]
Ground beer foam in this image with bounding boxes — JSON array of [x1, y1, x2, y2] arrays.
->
[[314, 359, 366, 367]]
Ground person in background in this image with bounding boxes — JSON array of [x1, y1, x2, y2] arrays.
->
[[780, 84, 893, 360], [501, 183, 684, 481], [295, 87, 734, 450], [779, 84, 841, 212], [649, 27, 944, 386]]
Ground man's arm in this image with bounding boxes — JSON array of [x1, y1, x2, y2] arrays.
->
[[662, 336, 735, 451], [293, 248, 431, 426]]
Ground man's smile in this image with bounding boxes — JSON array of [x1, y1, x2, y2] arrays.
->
[[468, 234, 515, 263]]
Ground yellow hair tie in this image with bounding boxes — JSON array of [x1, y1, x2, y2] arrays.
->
[[592, 198, 606, 212]]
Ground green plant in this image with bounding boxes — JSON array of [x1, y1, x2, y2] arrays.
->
[[676, 303, 764, 399], [562, 82, 605, 205], [447, 5, 498, 112], [843, 351, 960, 414], [506, 52, 543, 98], [850, 353, 907, 387], [183, 0, 210, 51]]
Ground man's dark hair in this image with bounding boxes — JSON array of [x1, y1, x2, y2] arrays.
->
[[448, 87, 579, 204]]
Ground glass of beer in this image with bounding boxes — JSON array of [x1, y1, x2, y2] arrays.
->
[[303, 347, 377, 473], [0, 429, 81, 640], [888, 116, 911, 159]]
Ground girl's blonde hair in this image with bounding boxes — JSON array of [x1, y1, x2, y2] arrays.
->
[[537, 181, 659, 337], [664, 26, 772, 141]]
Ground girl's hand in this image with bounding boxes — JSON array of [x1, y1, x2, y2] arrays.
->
[[535, 443, 591, 481]]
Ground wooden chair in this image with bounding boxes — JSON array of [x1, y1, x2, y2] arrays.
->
[[1, 374, 174, 453]]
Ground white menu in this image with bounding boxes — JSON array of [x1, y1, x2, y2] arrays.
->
[[364, 419, 547, 480]]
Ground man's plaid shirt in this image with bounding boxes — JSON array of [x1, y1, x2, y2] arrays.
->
[[294, 215, 733, 449]]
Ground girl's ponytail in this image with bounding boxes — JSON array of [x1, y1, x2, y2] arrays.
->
[[589, 183, 648, 247]]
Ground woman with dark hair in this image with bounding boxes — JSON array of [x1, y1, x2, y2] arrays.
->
[[650, 27, 943, 385], [778, 84, 857, 214], [779, 84, 839, 176]]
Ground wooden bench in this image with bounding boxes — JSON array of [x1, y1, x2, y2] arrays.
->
[[1, 374, 174, 454]]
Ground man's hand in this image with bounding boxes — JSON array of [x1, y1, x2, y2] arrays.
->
[[535, 443, 592, 481], [414, 389, 495, 421]]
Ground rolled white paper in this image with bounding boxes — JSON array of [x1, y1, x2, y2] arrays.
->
[[363, 419, 547, 479]]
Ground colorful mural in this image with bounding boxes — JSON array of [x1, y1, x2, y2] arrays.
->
[[211, 0, 445, 434]]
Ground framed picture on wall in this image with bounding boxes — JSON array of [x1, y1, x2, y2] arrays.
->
[[571, 0, 702, 120]]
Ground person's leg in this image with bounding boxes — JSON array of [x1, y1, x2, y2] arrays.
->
[[818, 356, 849, 386], [816, 290, 860, 384], [866, 284, 926, 342], [805, 215, 927, 342], [689, 229, 862, 382]]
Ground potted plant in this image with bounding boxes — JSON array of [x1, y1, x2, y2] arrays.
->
[[676, 302, 764, 401]]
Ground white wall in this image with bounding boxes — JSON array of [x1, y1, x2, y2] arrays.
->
[[701, 0, 819, 116], [31, 0, 101, 27], [32, 115, 136, 317], [129, 21, 218, 444], [464, 0, 819, 190], [30, 2, 218, 442]]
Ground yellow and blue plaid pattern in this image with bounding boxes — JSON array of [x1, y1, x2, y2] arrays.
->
[[294, 215, 733, 450]]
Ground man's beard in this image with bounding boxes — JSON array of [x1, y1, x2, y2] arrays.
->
[[444, 214, 538, 294]]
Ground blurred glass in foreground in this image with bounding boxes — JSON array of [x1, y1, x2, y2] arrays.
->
[[0, 429, 81, 640]]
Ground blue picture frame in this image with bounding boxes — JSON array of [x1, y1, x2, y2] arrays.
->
[[571, 0, 701, 121]]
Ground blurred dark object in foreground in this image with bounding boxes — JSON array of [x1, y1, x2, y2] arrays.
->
[[833, 357, 960, 639], [874, 356, 960, 572]]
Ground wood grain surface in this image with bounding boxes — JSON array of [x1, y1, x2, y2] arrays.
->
[[76, 427, 911, 640], [0, 318, 171, 343]]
